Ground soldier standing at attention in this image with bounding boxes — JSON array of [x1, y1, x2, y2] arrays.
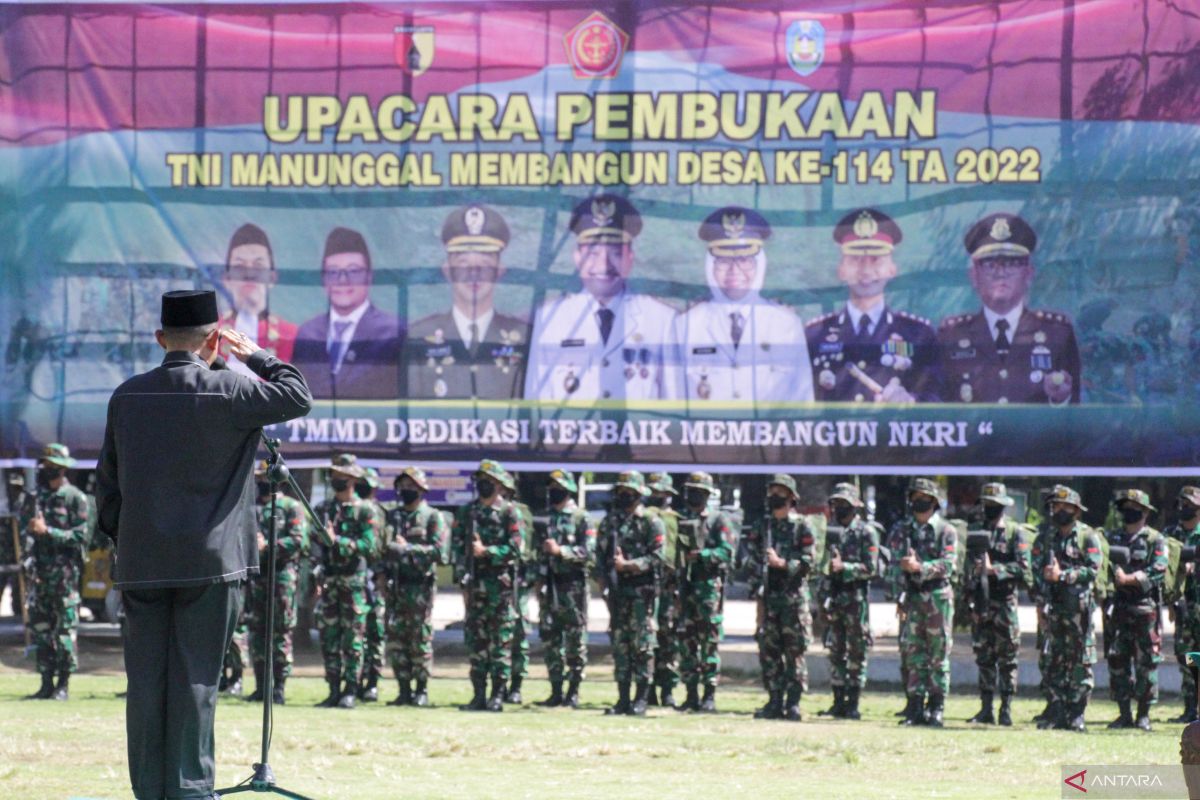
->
[[497, 467, 535, 705], [596, 471, 665, 716], [644, 472, 681, 708], [675, 471, 734, 713], [888, 478, 958, 727], [1165, 487, 1200, 723], [745, 474, 816, 721], [353, 467, 389, 702], [21, 443, 91, 701], [534, 469, 595, 709], [384, 467, 450, 707], [819, 483, 879, 721], [453, 460, 525, 713]]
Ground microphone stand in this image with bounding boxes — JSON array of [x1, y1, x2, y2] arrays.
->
[[219, 435, 323, 799]]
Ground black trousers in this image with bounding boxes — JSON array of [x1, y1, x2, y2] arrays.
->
[[123, 581, 242, 800]]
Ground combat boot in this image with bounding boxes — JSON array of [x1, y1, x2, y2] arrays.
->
[[699, 685, 717, 713], [225, 668, 243, 697], [271, 679, 286, 706], [485, 677, 505, 712], [630, 682, 649, 716], [337, 681, 357, 709], [539, 680, 564, 707], [900, 694, 925, 726], [1068, 701, 1088, 733], [1036, 700, 1062, 730], [51, 672, 69, 701], [1031, 698, 1052, 723], [818, 687, 845, 718], [1108, 700, 1134, 729], [460, 676, 487, 711], [505, 676, 523, 705], [245, 666, 265, 703], [784, 686, 802, 722], [412, 679, 429, 707], [754, 691, 783, 720], [606, 681, 632, 715], [925, 694, 945, 728], [1170, 695, 1197, 724], [968, 692, 994, 724], [27, 672, 55, 700], [997, 693, 1013, 727], [1135, 700, 1152, 732], [389, 680, 411, 706], [359, 677, 378, 703], [564, 677, 582, 709], [679, 682, 700, 712], [316, 678, 340, 708], [646, 685, 659, 707], [843, 687, 862, 721]]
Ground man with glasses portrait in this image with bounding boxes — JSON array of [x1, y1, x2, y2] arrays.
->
[[293, 226, 404, 400], [938, 213, 1080, 404], [219, 223, 298, 381]]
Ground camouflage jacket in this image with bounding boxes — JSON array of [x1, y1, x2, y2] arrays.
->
[[677, 507, 735, 582], [317, 496, 379, 578], [535, 502, 595, 576], [21, 481, 91, 571], [744, 511, 816, 596], [886, 512, 958, 598], [596, 508, 665, 588], [387, 500, 450, 581], [1166, 521, 1200, 602], [452, 498, 525, 581], [826, 518, 880, 589], [257, 493, 308, 566], [1031, 522, 1103, 609], [1104, 524, 1167, 611], [963, 517, 1033, 597]]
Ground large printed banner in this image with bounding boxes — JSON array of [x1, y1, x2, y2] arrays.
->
[[1, 1, 1199, 473]]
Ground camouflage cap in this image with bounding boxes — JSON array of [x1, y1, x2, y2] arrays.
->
[[1179, 486, 1200, 507], [40, 443, 76, 469], [614, 470, 651, 497], [497, 468, 517, 493], [646, 472, 677, 495], [330, 453, 365, 479], [980, 482, 1015, 507], [1115, 488, 1156, 513], [1045, 484, 1087, 512], [394, 466, 430, 492], [547, 468, 578, 494], [908, 477, 943, 502], [683, 471, 716, 492], [768, 474, 798, 497], [475, 459, 507, 485], [360, 467, 380, 490], [828, 482, 864, 508]]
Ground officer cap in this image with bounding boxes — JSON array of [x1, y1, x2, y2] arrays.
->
[[828, 482, 864, 508], [980, 482, 1015, 507], [330, 452, 365, 479], [1115, 488, 1155, 513], [441, 204, 510, 254], [475, 459, 507, 486], [161, 290, 218, 328], [698, 206, 771, 257], [908, 477, 943, 503], [394, 466, 431, 492], [40, 443, 77, 469], [613, 470, 651, 497], [547, 469, 578, 494], [1045, 484, 1086, 512], [684, 471, 716, 492], [226, 223, 274, 270], [360, 466, 380, 490], [569, 194, 642, 245], [646, 472, 677, 496], [964, 212, 1037, 261], [767, 473, 798, 497], [833, 208, 902, 255], [1180, 486, 1200, 507], [323, 226, 371, 268]]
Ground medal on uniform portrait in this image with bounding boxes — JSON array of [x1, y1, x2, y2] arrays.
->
[[624, 366, 635, 380], [697, 375, 712, 399], [1030, 345, 1052, 371], [434, 378, 448, 397], [564, 373, 580, 394], [1029, 369, 1044, 383], [819, 369, 836, 390], [1034, 331, 1047, 344], [960, 383, 973, 402]]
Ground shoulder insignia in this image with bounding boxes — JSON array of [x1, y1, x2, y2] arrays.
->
[[806, 311, 835, 328]]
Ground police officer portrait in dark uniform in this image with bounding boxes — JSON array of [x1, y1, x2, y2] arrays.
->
[[806, 208, 940, 403], [938, 212, 1080, 404], [95, 290, 312, 800], [405, 204, 530, 401]]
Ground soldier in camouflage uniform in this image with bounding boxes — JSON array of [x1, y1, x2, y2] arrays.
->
[[1, 471, 25, 616], [597, 471, 665, 716], [644, 472, 681, 707], [384, 466, 450, 707], [354, 466, 389, 702], [744, 474, 816, 721], [1104, 489, 1167, 732], [534, 469, 595, 708], [675, 471, 734, 713], [245, 461, 309, 705], [453, 459, 525, 712], [313, 455, 380, 709], [818, 483, 879, 721], [498, 468, 535, 705], [1165, 486, 1200, 723], [221, 611, 249, 696], [1031, 485, 1102, 732], [20, 444, 91, 701], [964, 483, 1033, 727], [887, 477, 957, 727]]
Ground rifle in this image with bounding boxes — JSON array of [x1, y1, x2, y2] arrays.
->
[[822, 526, 843, 649], [461, 509, 477, 590], [1103, 544, 1132, 659], [755, 520, 773, 639], [678, 518, 700, 586], [533, 516, 558, 615], [965, 530, 991, 614]]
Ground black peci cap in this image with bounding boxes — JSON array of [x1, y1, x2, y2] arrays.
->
[[161, 290, 219, 327]]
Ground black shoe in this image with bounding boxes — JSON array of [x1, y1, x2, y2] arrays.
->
[[968, 693, 994, 724], [271, 685, 286, 705], [486, 678, 505, 712], [646, 685, 659, 707], [630, 682, 648, 716], [754, 691, 783, 720], [1108, 700, 1134, 729], [564, 678, 581, 709], [818, 687, 845, 718], [679, 683, 700, 713], [505, 677, 523, 705], [412, 680, 429, 707], [538, 680, 564, 708], [316, 679, 340, 708], [784, 686, 802, 722], [606, 681, 631, 715], [1135, 700, 1152, 732], [245, 687, 265, 703], [1068, 702, 1088, 733], [359, 683, 378, 703], [1170, 696, 1197, 724], [337, 683, 358, 709], [51, 673, 69, 702], [1036, 700, 1062, 730], [460, 676, 487, 711], [925, 694, 944, 728], [27, 672, 55, 700], [390, 680, 412, 707], [1031, 700, 1051, 723], [659, 687, 676, 709], [900, 695, 925, 726], [997, 694, 1012, 727], [843, 687, 862, 721], [698, 685, 716, 714]]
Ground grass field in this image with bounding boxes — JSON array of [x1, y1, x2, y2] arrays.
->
[[0, 668, 1189, 800]]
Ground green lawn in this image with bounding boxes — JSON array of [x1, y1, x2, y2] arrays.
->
[[0, 672, 1187, 800]]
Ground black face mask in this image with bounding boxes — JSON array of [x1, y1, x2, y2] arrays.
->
[[354, 482, 372, 500], [1120, 506, 1145, 526], [1181, 504, 1200, 523], [645, 495, 669, 509], [37, 467, 63, 488], [476, 479, 496, 499], [910, 498, 935, 514], [548, 487, 570, 506], [1052, 509, 1075, 527], [400, 488, 421, 506], [982, 505, 1004, 523], [613, 492, 637, 512], [686, 489, 709, 510], [833, 505, 856, 525], [330, 477, 351, 493], [767, 495, 789, 511]]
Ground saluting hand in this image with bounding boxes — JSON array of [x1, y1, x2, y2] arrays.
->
[[223, 329, 259, 363]]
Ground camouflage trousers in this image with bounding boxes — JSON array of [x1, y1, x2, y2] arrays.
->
[[224, 593, 249, 678], [317, 574, 369, 685], [1044, 601, 1096, 706], [1108, 606, 1163, 706], [510, 574, 535, 682], [971, 593, 1021, 695], [897, 613, 910, 688], [826, 585, 871, 689], [756, 588, 812, 694], [901, 587, 953, 698], [246, 564, 300, 683], [678, 577, 723, 688], [28, 565, 80, 674], [1174, 601, 1200, 700], [611, 582, 658, 684], [654, 571, 679, 691], [465, 573, 517, 684], [538, 576, 589, 683], [386, 577, 436, 683], [362, 572, 386, 686]]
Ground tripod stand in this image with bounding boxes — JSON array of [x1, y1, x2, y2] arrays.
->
[[219, 436, 324, 799]]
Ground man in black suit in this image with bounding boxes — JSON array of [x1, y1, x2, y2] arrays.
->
[[95, 290, 312, 800], [292, 227, 404, 400]]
